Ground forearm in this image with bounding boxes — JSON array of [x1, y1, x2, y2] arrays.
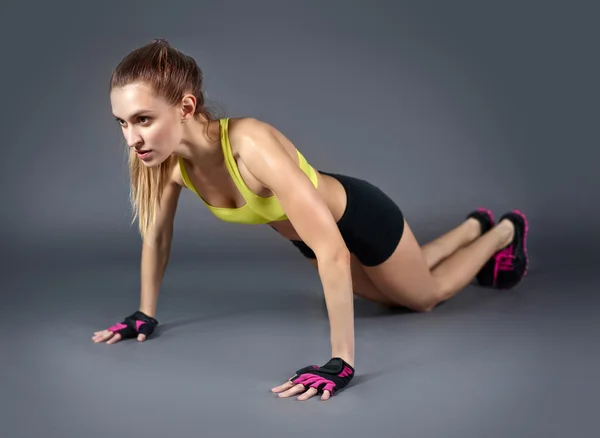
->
[[139, 233, 172, 318], [316, 250, 355, 366]]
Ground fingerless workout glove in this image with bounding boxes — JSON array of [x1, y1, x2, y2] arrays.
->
[[107, 310, 159, 339], [290, 357, 355, 395]]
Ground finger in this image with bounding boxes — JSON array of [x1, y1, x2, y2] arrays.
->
[[137, 323, 154, 337], [106, 333, 122, 344], [92, 331, 113, 343], [271, 381, 295, 393], [94, 330, 111, 336], [95, 326, 118, 335], [321, 390, 332, 401], [137, 334, 147, 342], [278, 384, 307, 398], [297, 387, 318, 401]]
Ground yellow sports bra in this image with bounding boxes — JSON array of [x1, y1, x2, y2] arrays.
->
[[178, 118, 319, 224]]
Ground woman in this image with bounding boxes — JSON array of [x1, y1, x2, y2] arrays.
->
[[92, 39, 529, 401]]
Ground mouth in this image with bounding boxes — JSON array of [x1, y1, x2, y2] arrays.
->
[[135, 149, 153, 160]]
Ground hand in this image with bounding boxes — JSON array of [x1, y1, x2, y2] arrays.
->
[[271, 357, 355, 401], [92, 310, 158, 344]]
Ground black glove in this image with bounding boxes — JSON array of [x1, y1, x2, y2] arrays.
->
[[106, 310, 159, 339], [290, 357, 355, 395]]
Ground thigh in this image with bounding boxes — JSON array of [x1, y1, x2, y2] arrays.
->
[[307, 255, 396, 306], [362, 219, 441, 311]]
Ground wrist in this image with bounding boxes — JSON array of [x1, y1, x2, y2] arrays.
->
[[139, 307, 156, 318], [332, 351, 354, 367]]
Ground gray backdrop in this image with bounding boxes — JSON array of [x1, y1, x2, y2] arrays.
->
[[2, 1, 600, 438], [2, 0, 597, 268]]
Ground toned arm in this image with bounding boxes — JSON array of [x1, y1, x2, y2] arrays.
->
[[139, 172, 182, 318], [234, 118, 355, 366]]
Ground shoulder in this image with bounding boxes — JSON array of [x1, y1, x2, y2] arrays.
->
[[227, 116, 296, 162], [226, 117, 274, 151], [226, 117, 308, 192]]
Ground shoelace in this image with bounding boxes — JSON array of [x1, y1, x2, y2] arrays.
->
[[493, 246, 515, 284]]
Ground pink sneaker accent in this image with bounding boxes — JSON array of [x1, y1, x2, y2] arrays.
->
[[476, 207, 495, 224], [493, 246, 515, 284]]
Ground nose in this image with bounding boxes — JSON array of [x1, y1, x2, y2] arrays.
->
[[125, 128, 143, 148]]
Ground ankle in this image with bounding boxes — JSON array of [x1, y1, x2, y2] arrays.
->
[[496, 219, 515, 250], [465, 217, 483, 240]]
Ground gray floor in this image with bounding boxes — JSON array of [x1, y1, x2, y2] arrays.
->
[[2, 246, 598, 438]]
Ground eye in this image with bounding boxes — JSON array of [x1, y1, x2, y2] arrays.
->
[[139, 116, 151, 124]]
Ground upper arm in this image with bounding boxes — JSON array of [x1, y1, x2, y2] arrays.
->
[[147, 164, 182, 241], [235, 119, 348, 260]]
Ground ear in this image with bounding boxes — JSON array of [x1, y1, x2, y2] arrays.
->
[[180, 94, 197, 121]]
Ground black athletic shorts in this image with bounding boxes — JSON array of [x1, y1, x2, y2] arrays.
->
[[289, 171, 405, 267]]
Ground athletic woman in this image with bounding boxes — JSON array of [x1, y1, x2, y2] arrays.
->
[[92, 39, 529, 401]]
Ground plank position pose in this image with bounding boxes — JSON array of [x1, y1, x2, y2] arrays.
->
[[93, 39, 529, 401]]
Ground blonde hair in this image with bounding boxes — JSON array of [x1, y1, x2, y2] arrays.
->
[[109, 38, 220, 239], [126, 151, 178, 239]]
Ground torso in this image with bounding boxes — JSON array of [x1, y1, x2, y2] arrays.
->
[[171, 117, 347, 241]]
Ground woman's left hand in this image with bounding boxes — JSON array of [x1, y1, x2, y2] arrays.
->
[[270, 357, 355, 401]]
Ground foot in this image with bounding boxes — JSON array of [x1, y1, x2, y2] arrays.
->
[[496, 219, 515, 250], [466, 208, 496, 286], [466, 208, 495, 236], [491, 210, 529, 289]]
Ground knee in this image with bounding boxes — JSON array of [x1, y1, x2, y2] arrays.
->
[[403, 295, 436, 313], [410, 301, 437, 313], [409, 283, 447, 313]]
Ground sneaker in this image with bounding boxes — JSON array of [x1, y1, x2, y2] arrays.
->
[[466, 208, 495, 286], [492, 210, 529, 289]]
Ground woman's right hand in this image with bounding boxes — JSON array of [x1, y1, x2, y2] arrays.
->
[[92, 310, 159, 344]]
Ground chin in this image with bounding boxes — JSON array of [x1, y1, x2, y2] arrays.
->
[[141, 159, 158, 168]]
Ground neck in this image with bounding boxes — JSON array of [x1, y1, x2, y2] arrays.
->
[[175, 115, 222, 165]]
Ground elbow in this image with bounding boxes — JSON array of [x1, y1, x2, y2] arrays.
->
[[315, 241, 351, 267], [157, 231, 173, 250], [145, 228, 173, 249], [334, 246, 351, 266]]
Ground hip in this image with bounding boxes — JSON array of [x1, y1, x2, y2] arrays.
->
[[289, 170, 405, 267]]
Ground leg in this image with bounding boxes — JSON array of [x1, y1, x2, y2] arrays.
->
[[363, 219, 514, 312], [420, 217, 483, 269], [428, 219, 514, 297]]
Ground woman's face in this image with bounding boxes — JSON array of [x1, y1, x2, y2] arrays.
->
[[110, 82, 182, 167]]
